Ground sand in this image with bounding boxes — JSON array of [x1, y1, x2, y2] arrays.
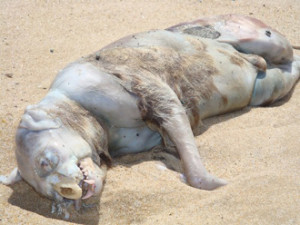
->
[[0, 0, 299, 224]]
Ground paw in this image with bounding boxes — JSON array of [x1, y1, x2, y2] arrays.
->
[[185, 173, 227, 190]]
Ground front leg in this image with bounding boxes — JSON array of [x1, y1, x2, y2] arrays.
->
[[250, 57, 300, 106], [163, 107, 227, 190], [137, 81, 227, 190]]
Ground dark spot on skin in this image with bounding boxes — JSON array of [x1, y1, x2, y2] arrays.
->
[[136, 133, 139, 136], [265, 30, 271, 37], [222, 95, 228, 106], [95, 53, 100, 60], [123, 136, 126, 138]]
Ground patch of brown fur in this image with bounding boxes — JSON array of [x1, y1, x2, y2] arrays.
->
[[86, 36, 219, 133], [221, 95, 228, 106], [239, 53, 267, 71], [218, 49, 246, 67], [48, 99, 111, 167]]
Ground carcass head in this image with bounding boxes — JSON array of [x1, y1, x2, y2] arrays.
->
[[15, 104, 108, 204]]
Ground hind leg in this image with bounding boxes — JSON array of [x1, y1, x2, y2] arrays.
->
[[250, 57, 300, 106], [137, 80, 227, 190]]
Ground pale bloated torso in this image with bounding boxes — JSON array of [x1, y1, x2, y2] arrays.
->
[[50, 31, 260, 155]]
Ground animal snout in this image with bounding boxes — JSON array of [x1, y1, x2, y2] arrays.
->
[[53, 177, 82, 200]]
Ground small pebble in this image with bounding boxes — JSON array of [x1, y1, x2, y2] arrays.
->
[[156, 164, 167, 171], [5, 73, 13, 78], [179, 174, 187, 183]]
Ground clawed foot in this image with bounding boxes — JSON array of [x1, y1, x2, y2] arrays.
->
[[78, 158, 106, 200]]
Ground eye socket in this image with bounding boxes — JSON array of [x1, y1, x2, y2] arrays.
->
[[265, 30, 271, 37], [35, 149, 59, 177]]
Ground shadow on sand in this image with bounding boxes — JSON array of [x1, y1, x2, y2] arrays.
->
[[7, 181, 100, 224]]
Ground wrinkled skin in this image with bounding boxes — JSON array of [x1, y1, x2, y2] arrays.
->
[[0, 15, 299, 219]]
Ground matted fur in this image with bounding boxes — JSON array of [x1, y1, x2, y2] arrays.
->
[[48, 99, 111, 167], [85, 40, 234, 134]]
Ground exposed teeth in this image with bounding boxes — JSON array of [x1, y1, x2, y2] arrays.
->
[[78, 162, 87, 180], [82, 182, 96, 200], [78, 161, 96, 200]]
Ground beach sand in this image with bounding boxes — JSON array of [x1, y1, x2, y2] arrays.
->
[[0, 0, 299, 224]]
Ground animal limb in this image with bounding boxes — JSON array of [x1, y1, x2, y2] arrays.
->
[[137, 80, 227, 190], [0, 167, 22, 185], [250, 57, 300, 106], [162, 106, 227, 190]]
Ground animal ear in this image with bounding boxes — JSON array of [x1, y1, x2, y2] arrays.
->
[[19, 105, 61, 131]]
